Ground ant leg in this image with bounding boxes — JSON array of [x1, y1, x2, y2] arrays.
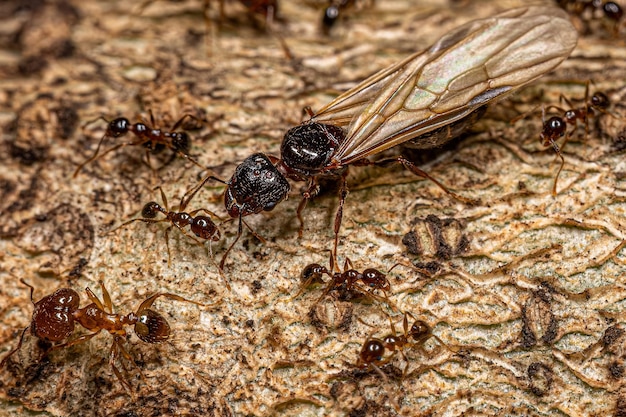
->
[[510, 104, 542, 124], [219, 215, 244, 270], [242, 219, 267, 244], [297, 178, 320, 238], [332, 171, 349, 269], [47, 331, 101, 353], [164, 226, 173, 267], [73, 139, 148, 178], [548, 135, 567, 196], [84, 287, 106, 311], [106, 218, 168, 236], [134, 292, 212, 315], [170, 114, 203, 132], [180, 174, 227, 211], [0, 327, 30, 368], [189, 208, 222, 221], [109, 337, 135, 393], [19, 279, 36, 304], [365, 157, 478, 204]]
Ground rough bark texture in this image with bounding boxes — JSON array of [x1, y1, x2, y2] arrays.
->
[[1, 0, 626, 416]]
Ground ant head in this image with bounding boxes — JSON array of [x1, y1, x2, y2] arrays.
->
[[142, 202, 162, 218], [358, 339, 385, 367], [280, 123, 345, 178], [32, 288, 80, 342], [591, 92, 610, 110], [540, 116, 566, 145], [108, 118, 130, 137], [191, 216, 220, 241], [322, 5, 340, 32], [225, 153, 290, 218], [134, 309, 171, 343], [171, 132, 191, 154]]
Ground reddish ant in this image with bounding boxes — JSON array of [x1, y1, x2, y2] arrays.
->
[[73, 112, 206, 177], [287, 254, 394, 309], [558, 0, 624, 36], [108, 186, 221, 262], [514, 82, 618, 195], [355, 311, 453, 411], [0, 279, 208, 392], [357, 312, 455, 374]]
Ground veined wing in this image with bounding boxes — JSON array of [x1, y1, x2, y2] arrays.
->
[[314, 6, 578, 165], [311, 51, 432, 127]]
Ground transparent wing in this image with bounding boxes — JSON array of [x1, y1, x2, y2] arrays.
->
[[310, 6, 578, 165]]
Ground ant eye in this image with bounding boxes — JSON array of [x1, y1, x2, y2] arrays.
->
[[134, 309, 171, 343]]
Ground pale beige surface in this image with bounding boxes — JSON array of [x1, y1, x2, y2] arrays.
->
[[1, 0, 626, 416]]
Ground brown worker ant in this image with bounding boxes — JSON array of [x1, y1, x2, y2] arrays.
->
[[354, 311, 453, 412], [73, 112, 206, 178], [0, 279, 208, 392], [356, 311, 454, 375], [181, 7, 577, 268], [108, 187, 221, 263], [558, 0, 624, 36], [287, 254, 394, 309], [514, 82, 618, 194]]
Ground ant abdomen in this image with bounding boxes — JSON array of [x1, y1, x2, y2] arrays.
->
[[108, 118, 130, 137], [358, 339, 385, 367], [31, 288, 80, 342], [134, 309, 171, 344], [191, 216, 220, 240]]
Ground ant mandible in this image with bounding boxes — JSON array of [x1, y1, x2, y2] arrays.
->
[[73, 111, 206, 177], [0, 279, 208, 392]]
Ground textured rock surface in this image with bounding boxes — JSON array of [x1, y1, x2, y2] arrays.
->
[[1, 0, 626, 416]]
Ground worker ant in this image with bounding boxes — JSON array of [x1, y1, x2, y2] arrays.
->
[[108, 186, 222, 263], [287, 254, 394, 309], [73, 112, 206, 177], [558, 0, 624, 36], [513, 82, 618, 194], [321, 0, 373, 34], [356, 312, 443, 375], [0, 279, 207, 392]]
